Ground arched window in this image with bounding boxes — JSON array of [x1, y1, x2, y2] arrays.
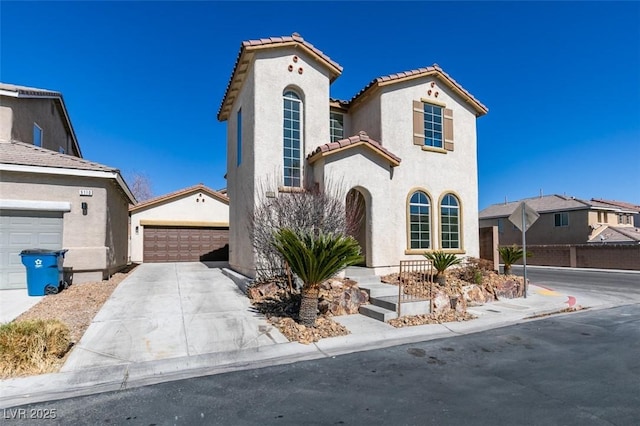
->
[[283, 90, 302, 187], [440, 193, 460, 249], [408, 191, 431, 249]]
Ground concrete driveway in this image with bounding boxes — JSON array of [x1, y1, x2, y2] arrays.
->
[[62, 262, 287, 371]]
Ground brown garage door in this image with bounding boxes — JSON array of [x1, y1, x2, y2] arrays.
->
[[143, 226, 229, 263]]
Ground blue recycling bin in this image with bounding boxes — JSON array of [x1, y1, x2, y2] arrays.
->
[[19, 249, 68, 296]]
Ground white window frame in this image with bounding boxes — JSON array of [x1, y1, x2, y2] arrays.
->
[[330, 112, 344, 142], [408, 191, 431, 249], [440, 193, 460, 249], [283, 90, 303, 187]]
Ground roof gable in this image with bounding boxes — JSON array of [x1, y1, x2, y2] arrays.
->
[[307, 131, 401, 167], [0, 83, 83, 157], [217, 33, 343, 121], [349, 64, 487, 116], [129, 184, 229, 212]]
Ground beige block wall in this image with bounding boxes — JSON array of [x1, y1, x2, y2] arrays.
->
[[1, 97, 78, 156], [129, 192, 229, 263], [0, 171, 130, 282]]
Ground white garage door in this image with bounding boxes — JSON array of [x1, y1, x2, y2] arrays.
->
[[0, 210, 64, 289]]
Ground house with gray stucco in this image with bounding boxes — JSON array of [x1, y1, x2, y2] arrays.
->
[[217, 33, 488, 278], [0, 83, 135, 289]]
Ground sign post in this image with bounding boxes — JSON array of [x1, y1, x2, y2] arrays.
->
[[508, 202, 540, 298]]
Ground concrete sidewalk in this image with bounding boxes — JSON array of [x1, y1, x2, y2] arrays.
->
[[0, 262, 622, 409]]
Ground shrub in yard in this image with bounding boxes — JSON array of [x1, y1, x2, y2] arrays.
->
[[498, 245, 532, 275], [423, 251, 462, 285], [272, 228, 363, 327], [0, 319, 70, 378]]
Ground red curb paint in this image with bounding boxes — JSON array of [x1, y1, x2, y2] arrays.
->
[[566, 296, 576, 307]]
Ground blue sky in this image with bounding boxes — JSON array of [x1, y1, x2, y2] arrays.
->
[[2, 1, 639, 209]]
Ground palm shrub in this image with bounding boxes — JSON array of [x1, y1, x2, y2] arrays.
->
[[423, 251, 462, 285], [272, 228, 363, 327], [498, 245, 531, 275]]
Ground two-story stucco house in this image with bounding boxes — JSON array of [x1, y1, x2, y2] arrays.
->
[[479, 194, 640, 245], [217, 34, 488, 278], [0, 83, 135, 289]]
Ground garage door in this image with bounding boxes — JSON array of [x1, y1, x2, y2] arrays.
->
[[143, 226, 229, 263], [0, 210, 64, 289]]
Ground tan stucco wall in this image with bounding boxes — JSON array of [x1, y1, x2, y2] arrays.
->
[[225, 48, 482, 276], [0, 97, 78, 156], [227, 47, 332, 277], [480, 209, 593, 245], [325, 76, 481, 267], [0, 106, 13, 141], [129, 192, 229, 263], [227, 60, 257, 277], [0, 171, 130, 283]]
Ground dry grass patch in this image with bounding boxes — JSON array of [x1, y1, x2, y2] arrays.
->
[[0, 319, 70, 378]]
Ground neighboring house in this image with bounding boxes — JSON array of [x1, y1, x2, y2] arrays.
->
[[0, 84, 82, 156], [129, 184, 230, 263], [591, 198, 640, 230], [0, 83, 135, 289], [479, 194, 640, 246], [217, 33, 488, 278]]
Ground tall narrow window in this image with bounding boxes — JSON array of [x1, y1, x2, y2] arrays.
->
[[33, 123, 42, 147], [236, 108, 242, 166], [283, 90, 302, 187], [330, 112, 344, 142], [440, 193, 460, 249], [409, 191, 431, 249], [423, 104, 443, 148]]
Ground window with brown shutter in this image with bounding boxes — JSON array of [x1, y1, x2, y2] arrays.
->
[[412, 100, 454, 151]]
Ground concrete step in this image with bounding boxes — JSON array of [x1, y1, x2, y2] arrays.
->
[[344, 266, 377, 278], [369, 295, 432, 316], [359, 304, 398, 322], [358, 282, 399, 298]]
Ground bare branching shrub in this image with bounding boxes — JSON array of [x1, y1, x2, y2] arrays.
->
[[454, 257, 496, 284], [251, 175, 364, 281]]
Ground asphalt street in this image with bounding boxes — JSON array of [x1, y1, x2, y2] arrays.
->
[[513, 266, 640, 302], [8, 305, 639, 426]]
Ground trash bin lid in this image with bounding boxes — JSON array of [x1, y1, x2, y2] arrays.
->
[[20, 249, 62, 255]]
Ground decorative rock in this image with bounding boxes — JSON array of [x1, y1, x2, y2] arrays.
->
[[495, 279, 523, 299], [462, 285, 487, 306], [247, 281, 279, 300], [432, 290, 452, 315], [326, 287, 369, 316]]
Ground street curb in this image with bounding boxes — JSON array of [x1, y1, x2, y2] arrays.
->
[[0, 304, 597, 409]]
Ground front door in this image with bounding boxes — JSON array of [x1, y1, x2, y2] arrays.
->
[[346, 189, 366, 266]]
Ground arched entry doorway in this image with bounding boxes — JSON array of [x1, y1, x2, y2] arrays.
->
[[346, 188, 367, 266]]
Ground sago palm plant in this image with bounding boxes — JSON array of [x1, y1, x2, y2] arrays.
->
[[423, 251, 462, 285], [498, 245, 531, 275], [272, 228, 363, 327]]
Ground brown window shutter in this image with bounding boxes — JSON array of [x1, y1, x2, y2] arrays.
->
[[443, 108, 454, 151], [413, 100, 425, 146]]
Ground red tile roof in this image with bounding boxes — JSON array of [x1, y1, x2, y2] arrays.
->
[[217, 33, 343, 121], [307, 131, 401, 167], [349, 64, 488, 116]]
